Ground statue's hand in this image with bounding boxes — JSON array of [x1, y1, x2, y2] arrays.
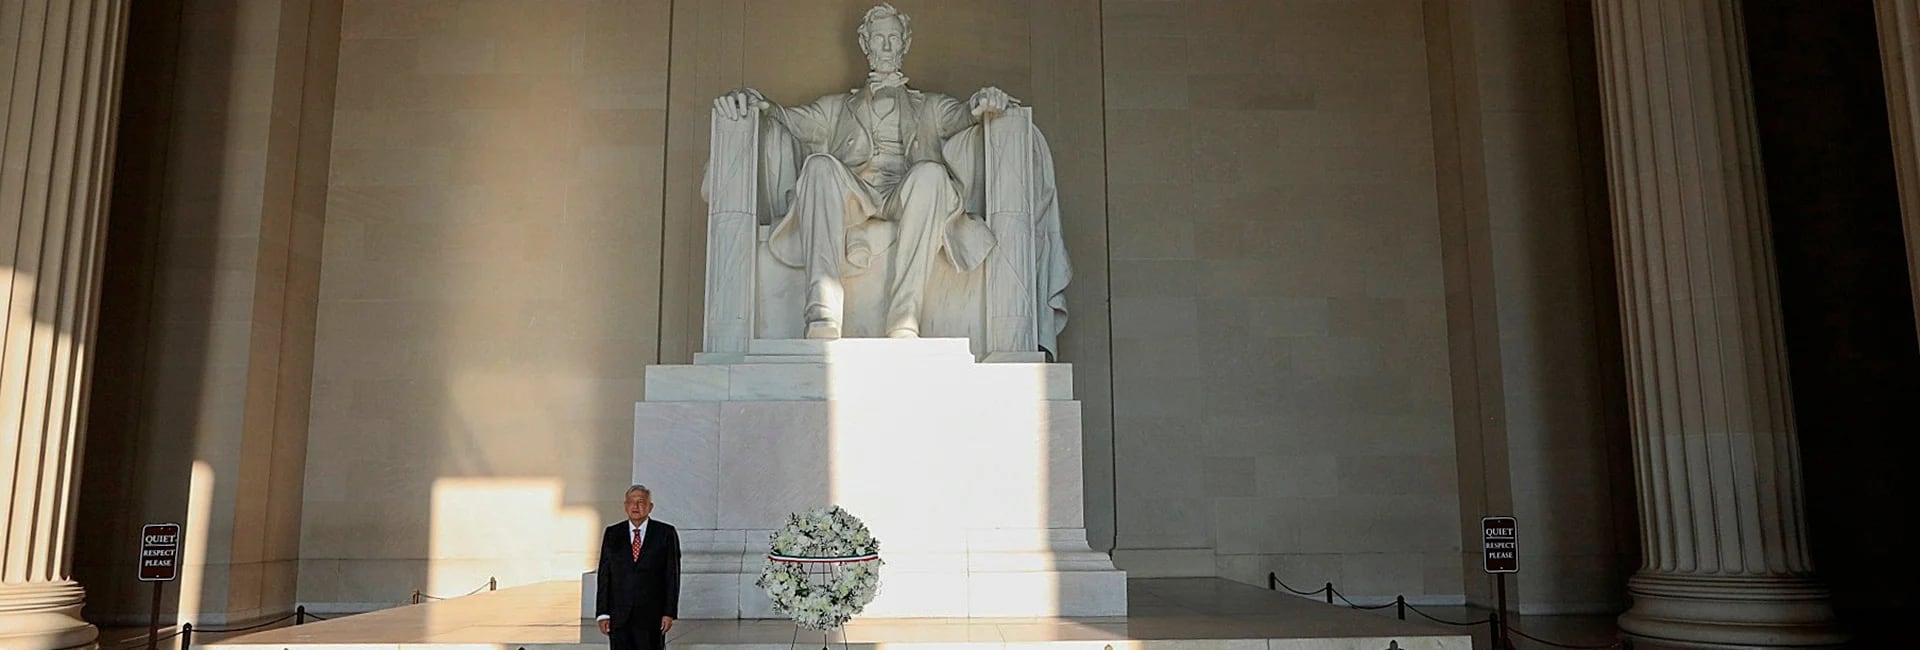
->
[[969, 86, 1018, 117], [715, 88, 768, 121]]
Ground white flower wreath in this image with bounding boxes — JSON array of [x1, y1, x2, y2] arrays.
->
[[755, 506, 883, 631]]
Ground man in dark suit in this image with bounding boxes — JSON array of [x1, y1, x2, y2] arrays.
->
[[596, 484, 680, 650]]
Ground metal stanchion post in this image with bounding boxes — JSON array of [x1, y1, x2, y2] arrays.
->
[[147, 581, 163, 650], [1495, 573, 1510, 649], [180, 623, 193, 650], [412, 589, 422, 605], [1323, 582, 1333, 604], [1396, 595, 1406, 621], [297, 605, 306, 625], [1267, 572, 1276, 590], [489, 577, 497, 591]]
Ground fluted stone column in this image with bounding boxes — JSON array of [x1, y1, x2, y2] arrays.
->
[[1592, 1, 1846, 647], [1874, 0, 1920, 345], [1, 1, 129, 648]]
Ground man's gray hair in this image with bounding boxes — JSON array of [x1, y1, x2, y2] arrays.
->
[[856, 4, 912, 48], [625, 484, 652, 499]]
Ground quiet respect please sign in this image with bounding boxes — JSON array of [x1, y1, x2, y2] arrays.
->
[[138, 523, 181, 582], [1482, 516, 1517, 573]]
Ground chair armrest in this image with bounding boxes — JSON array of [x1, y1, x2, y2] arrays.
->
[[982, 107, 1041, 359], [704, 105, 760, 354]]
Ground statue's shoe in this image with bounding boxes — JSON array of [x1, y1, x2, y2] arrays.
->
[[805, 320, 842, 339], [886, 327, 918, 339]]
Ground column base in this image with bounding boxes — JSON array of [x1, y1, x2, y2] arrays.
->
[[0, 581, 98, 650], [1618, 572, 1846, 648]]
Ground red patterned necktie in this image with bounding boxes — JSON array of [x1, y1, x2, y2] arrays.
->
[[631, 527, 642, 562]]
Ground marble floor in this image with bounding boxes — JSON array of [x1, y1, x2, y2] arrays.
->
[[203, 578, 1473, 650]]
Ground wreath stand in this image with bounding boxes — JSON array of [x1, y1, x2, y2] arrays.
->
[[768, 552, 880, 650]]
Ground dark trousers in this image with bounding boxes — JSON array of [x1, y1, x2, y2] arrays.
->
[[608, 611, 665, 650]]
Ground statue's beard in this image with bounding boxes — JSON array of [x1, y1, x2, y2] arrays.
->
[[867, 53, 902, 74]]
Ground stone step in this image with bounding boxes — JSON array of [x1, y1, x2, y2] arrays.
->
[[645, 360, 1075, 401], [584, 565, 1127, 619], [697, 338, 1050, 365], [746, 336, 974, 358]]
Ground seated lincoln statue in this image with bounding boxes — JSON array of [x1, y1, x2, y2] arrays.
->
[[705, 3, 1070, 359]]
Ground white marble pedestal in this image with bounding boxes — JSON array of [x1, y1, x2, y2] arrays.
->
[[582, 338, 1125, 619]]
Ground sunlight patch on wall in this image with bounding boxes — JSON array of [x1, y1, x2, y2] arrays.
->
[[428, 477, 598, 598], [178, 461, 215, 623]]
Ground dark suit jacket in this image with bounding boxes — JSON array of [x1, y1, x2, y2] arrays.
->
[[596, 519, 681, 628]]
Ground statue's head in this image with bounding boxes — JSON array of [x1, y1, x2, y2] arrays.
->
[[857, 4, 911, 74]]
